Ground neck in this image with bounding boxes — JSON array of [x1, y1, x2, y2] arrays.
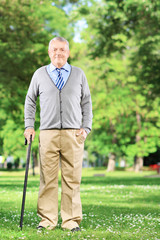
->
[[53, 62, 64, 69]]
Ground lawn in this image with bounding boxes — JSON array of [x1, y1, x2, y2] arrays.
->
[[0, 168, 160, 240]]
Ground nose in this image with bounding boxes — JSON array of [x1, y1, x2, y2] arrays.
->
[[57, 49, 62, 54]]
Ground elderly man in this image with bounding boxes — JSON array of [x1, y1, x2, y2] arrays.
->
[[24, 37, 92, 232]]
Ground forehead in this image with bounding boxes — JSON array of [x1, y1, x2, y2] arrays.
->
[[50, 40, 68, 49]]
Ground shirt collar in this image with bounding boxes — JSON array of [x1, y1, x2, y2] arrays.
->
[[49, 62, 70, 72]]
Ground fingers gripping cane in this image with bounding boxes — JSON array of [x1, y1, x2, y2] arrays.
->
[[20, 135, 32, 230]]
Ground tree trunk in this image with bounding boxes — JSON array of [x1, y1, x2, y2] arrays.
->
[[134, 156, 143, 172], [107, 153, 116, 172], [32, 150, 38, 167], [135, 112, 144, 172]]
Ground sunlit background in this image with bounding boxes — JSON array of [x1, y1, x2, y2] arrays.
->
[[0, 0, 160, 173]]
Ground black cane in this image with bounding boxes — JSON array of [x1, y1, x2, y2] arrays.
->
[[20, 135, 32, 230]]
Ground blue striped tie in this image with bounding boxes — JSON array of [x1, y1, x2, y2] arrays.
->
[[56, 68, 64, 90]]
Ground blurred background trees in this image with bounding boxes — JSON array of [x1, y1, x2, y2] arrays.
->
[[0, 0, 160, 171], [0, 0, 72, 166]]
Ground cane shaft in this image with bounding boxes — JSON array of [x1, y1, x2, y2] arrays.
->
[[20, 135, 32, 230]]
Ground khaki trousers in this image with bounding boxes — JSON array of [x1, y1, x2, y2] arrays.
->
[[37, 129, 84, 230]]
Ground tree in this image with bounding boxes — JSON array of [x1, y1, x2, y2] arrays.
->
[[71, 0, 160, 171], [0, 0, 73, 160]]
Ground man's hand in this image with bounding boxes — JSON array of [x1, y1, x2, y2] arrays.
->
[[76, 128, 87, 140], [24, 128, 35, 144]]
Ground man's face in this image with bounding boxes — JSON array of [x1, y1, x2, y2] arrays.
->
[[48, 40, 70, 68]]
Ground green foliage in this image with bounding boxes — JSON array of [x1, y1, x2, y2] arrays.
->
[[1, 0, 160, 168], [0, 0, 73, 158], [70, 0, 160, 167]]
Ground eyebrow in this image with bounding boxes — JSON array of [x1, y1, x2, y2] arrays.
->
[[53, 47, 65, 50]]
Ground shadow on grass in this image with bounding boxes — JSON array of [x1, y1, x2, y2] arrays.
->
[[0, 168, 25, 172], [81, 176, 160, 186], [0, 175, 160, 192]]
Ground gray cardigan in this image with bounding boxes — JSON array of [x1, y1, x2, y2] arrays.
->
[[24, 65, 92, 134]]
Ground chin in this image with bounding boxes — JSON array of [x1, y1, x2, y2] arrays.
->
[[57, 62, 64, 66], [53, 60, 65, 67]]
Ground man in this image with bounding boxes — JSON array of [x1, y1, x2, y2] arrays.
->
[[24, 37, 92, 232]]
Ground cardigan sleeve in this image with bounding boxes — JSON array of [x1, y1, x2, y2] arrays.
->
[[81, 71, 93, 134], [24, 72, 39, 129]]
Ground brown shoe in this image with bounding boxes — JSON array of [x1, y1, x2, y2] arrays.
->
[[71, 227, 81, 232], [37, 226, 44, 230]]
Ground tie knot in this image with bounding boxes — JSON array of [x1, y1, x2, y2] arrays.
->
[[56, 68, 61, 73], [56, 68, 65, 72]]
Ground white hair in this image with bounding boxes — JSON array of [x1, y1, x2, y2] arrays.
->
[[48, 37, 69, 50]]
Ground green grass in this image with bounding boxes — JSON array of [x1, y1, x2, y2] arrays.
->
[[0, 168, 160, 240]]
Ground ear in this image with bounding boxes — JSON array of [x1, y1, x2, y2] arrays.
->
[[67, 50, 70, 58], [48, 49, 51, 58]]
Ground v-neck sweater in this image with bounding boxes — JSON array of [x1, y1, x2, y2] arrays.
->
[[24, 65, 92, 134]]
